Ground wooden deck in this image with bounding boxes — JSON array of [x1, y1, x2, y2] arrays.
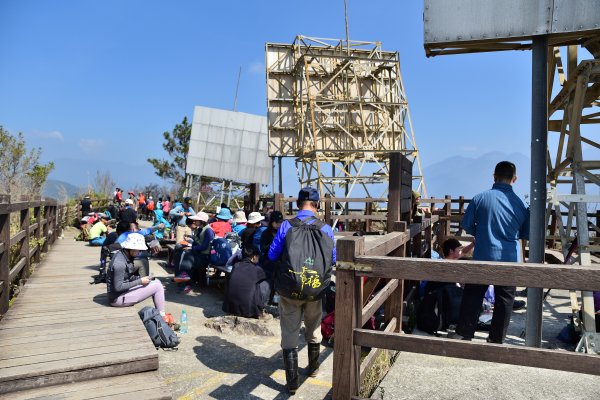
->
[[0, 236, 171, 399]]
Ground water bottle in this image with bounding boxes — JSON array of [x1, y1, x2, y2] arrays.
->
[[180, 310, 188, 334]]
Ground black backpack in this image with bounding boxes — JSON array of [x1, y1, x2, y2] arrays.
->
[[138, 306, 180, 349], [275, 217, 334, 301], [417, 283, 463, 335]]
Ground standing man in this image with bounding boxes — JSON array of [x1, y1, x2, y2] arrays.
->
[[268, 187, 336, 394], [451, 161, 529, 344], [80, 195, 93, 217]]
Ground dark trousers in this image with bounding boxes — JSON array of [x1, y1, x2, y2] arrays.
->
[[178, 251, 210, 285], [455, 284, 516, 343]]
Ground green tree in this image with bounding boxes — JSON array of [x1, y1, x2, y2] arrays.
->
[[147, 117, 191, 194], [0, 126, 54, 197]]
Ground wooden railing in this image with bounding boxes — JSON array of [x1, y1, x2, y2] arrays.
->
[[332, 235, 600, 399], [0, 195, 64, 316]]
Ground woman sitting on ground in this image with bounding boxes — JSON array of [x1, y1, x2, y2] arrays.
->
[[222, 246, 271, 319], [106, 233, 167, 317]]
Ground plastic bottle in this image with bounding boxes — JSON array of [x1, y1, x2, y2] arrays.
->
[[180, 310, 188, 334]]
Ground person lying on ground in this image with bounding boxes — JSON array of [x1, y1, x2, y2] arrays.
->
[[223, 246, 272, 320], [106, 233, 167, 317], [89, 214, 110, 246], [210, 208, 233, 238]]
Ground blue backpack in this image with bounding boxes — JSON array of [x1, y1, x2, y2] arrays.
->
[[210, 237, 233, 266]]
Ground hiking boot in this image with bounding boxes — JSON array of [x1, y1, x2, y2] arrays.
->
[[183, 285, 192, 294], [307, 343, 320, 377], [174, 272, 191, 283], [513, 300, 526, 310], [283, 348, 299, 394]]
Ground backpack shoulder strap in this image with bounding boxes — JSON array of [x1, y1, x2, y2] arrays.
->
[[288, 217, 304, 227]]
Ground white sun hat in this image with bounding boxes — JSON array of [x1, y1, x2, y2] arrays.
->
[[247, 212, 265, 224], [121, 233, 147, 250]]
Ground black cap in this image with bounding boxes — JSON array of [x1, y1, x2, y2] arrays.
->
[[298, 187, 319, 202], [269, 211, 284, 223], [184, 197, 193, 204]]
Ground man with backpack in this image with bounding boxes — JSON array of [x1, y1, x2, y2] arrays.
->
[[268, 187, 336, 394]]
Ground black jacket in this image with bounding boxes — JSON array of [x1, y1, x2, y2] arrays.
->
[[223, 259, 266, 318]]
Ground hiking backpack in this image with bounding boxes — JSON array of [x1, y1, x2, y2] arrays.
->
[[275, 217, 334, 301], [138, 306, 180, 349], [210, 237, 233, 266]]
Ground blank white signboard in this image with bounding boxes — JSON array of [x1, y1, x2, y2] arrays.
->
[[186, 106, 271, 184]]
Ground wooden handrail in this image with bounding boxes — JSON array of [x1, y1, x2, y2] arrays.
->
[[0, 196, 63, 316]]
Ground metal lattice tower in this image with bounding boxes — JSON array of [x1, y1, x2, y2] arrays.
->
[[266, 36, 426, 200]]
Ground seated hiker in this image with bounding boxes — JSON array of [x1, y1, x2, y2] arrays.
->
[[246, 212, 266, 252], [106, 233, 166, 316], [417, 238, 473, 335], [152, 209, 171, 241], [174, 213, 213, 292], [260, 210, 284, 281], [232, 210, 248, 235], [120, 198, 137, 224], [210, 208, 233, 238], [223, 246, 271, 319], [88, 214, 110, 246], [109, 220, 164, 276], [411, 190, 431, 220], [169, 197, 196, 242]]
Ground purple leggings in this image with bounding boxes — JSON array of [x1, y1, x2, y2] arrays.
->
[[111, 280, 165, 312]]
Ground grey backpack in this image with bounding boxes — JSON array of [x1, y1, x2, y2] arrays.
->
[[275, 217, 333, 301], [138, 306, 180, 349]]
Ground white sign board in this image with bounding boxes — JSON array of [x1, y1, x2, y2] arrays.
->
[[186, 106, 271, 184], [424, 0, 600, 49]]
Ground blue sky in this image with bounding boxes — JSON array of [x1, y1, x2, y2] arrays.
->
[[0, 0, 537, 191]]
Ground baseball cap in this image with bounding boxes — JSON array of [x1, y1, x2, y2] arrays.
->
[[269, 211, 284, 223], [184, 197, 193, 205], [298, 187, 319, 202], [190, 212, 209, 222]]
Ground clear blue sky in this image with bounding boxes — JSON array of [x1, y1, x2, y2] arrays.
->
[[0, 0, 537, 189]]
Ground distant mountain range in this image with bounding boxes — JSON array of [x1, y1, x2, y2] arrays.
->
[[44, 152, 532, 201], [422, 151, 531, 200]]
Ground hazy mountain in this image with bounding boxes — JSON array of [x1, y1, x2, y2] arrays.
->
[[423, 151, 531, 200], [42, 179, 82, 200]]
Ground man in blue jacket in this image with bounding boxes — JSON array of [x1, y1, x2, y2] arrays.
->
[[451, 161, 530, 344], [268, 187, 336, 394]]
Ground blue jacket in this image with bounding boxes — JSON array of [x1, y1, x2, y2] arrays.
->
[[116, 228, 154, 244], [152, 210, 171, 240], [169, 203, 195, 226], [268, 210, 336, 264], [461, 183, 529, 262]]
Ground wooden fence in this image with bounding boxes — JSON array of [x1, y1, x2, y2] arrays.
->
[[0, 195, 64, 316], [332, 234, 600, 399]]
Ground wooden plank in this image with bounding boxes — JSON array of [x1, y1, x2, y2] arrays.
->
[[0, 342, 150, 368], [9, 371, 170, 400], [362, 279, 398, 326], [0, 354, 158, 394], [335, 214, 387, 221], [359, 318, 397, 382], [0, 212, 9, 315], [0, 314, 135, 335], [354, 256, 600, 291], [10, 229, 26, 247], [353, 330, 600, 376], [9, 257, 27, 281], [329, 197, 387, 202], [363, 232, 407, 257]]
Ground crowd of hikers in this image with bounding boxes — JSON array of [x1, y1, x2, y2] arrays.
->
[[77, 161, 597, 394]]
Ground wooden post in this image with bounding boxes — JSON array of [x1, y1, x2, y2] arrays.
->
[[288, 197, 293, 216], [19, 202, 31, 282], [387, 152, 402, 233], [386, 220, 405, 333], [248, 183, 259, 212], [324, 194, 332, 227], [34, 204, 42, 264], [425, 216, 433, 258], [441, 195, 451, 243], [42, 205, 50, 253], [273, 193, 284, 213], [365, 202, 373, 233], [0, 195, 10, 315], [549, 209, 558, 248], [51, 205, 58, 244]]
